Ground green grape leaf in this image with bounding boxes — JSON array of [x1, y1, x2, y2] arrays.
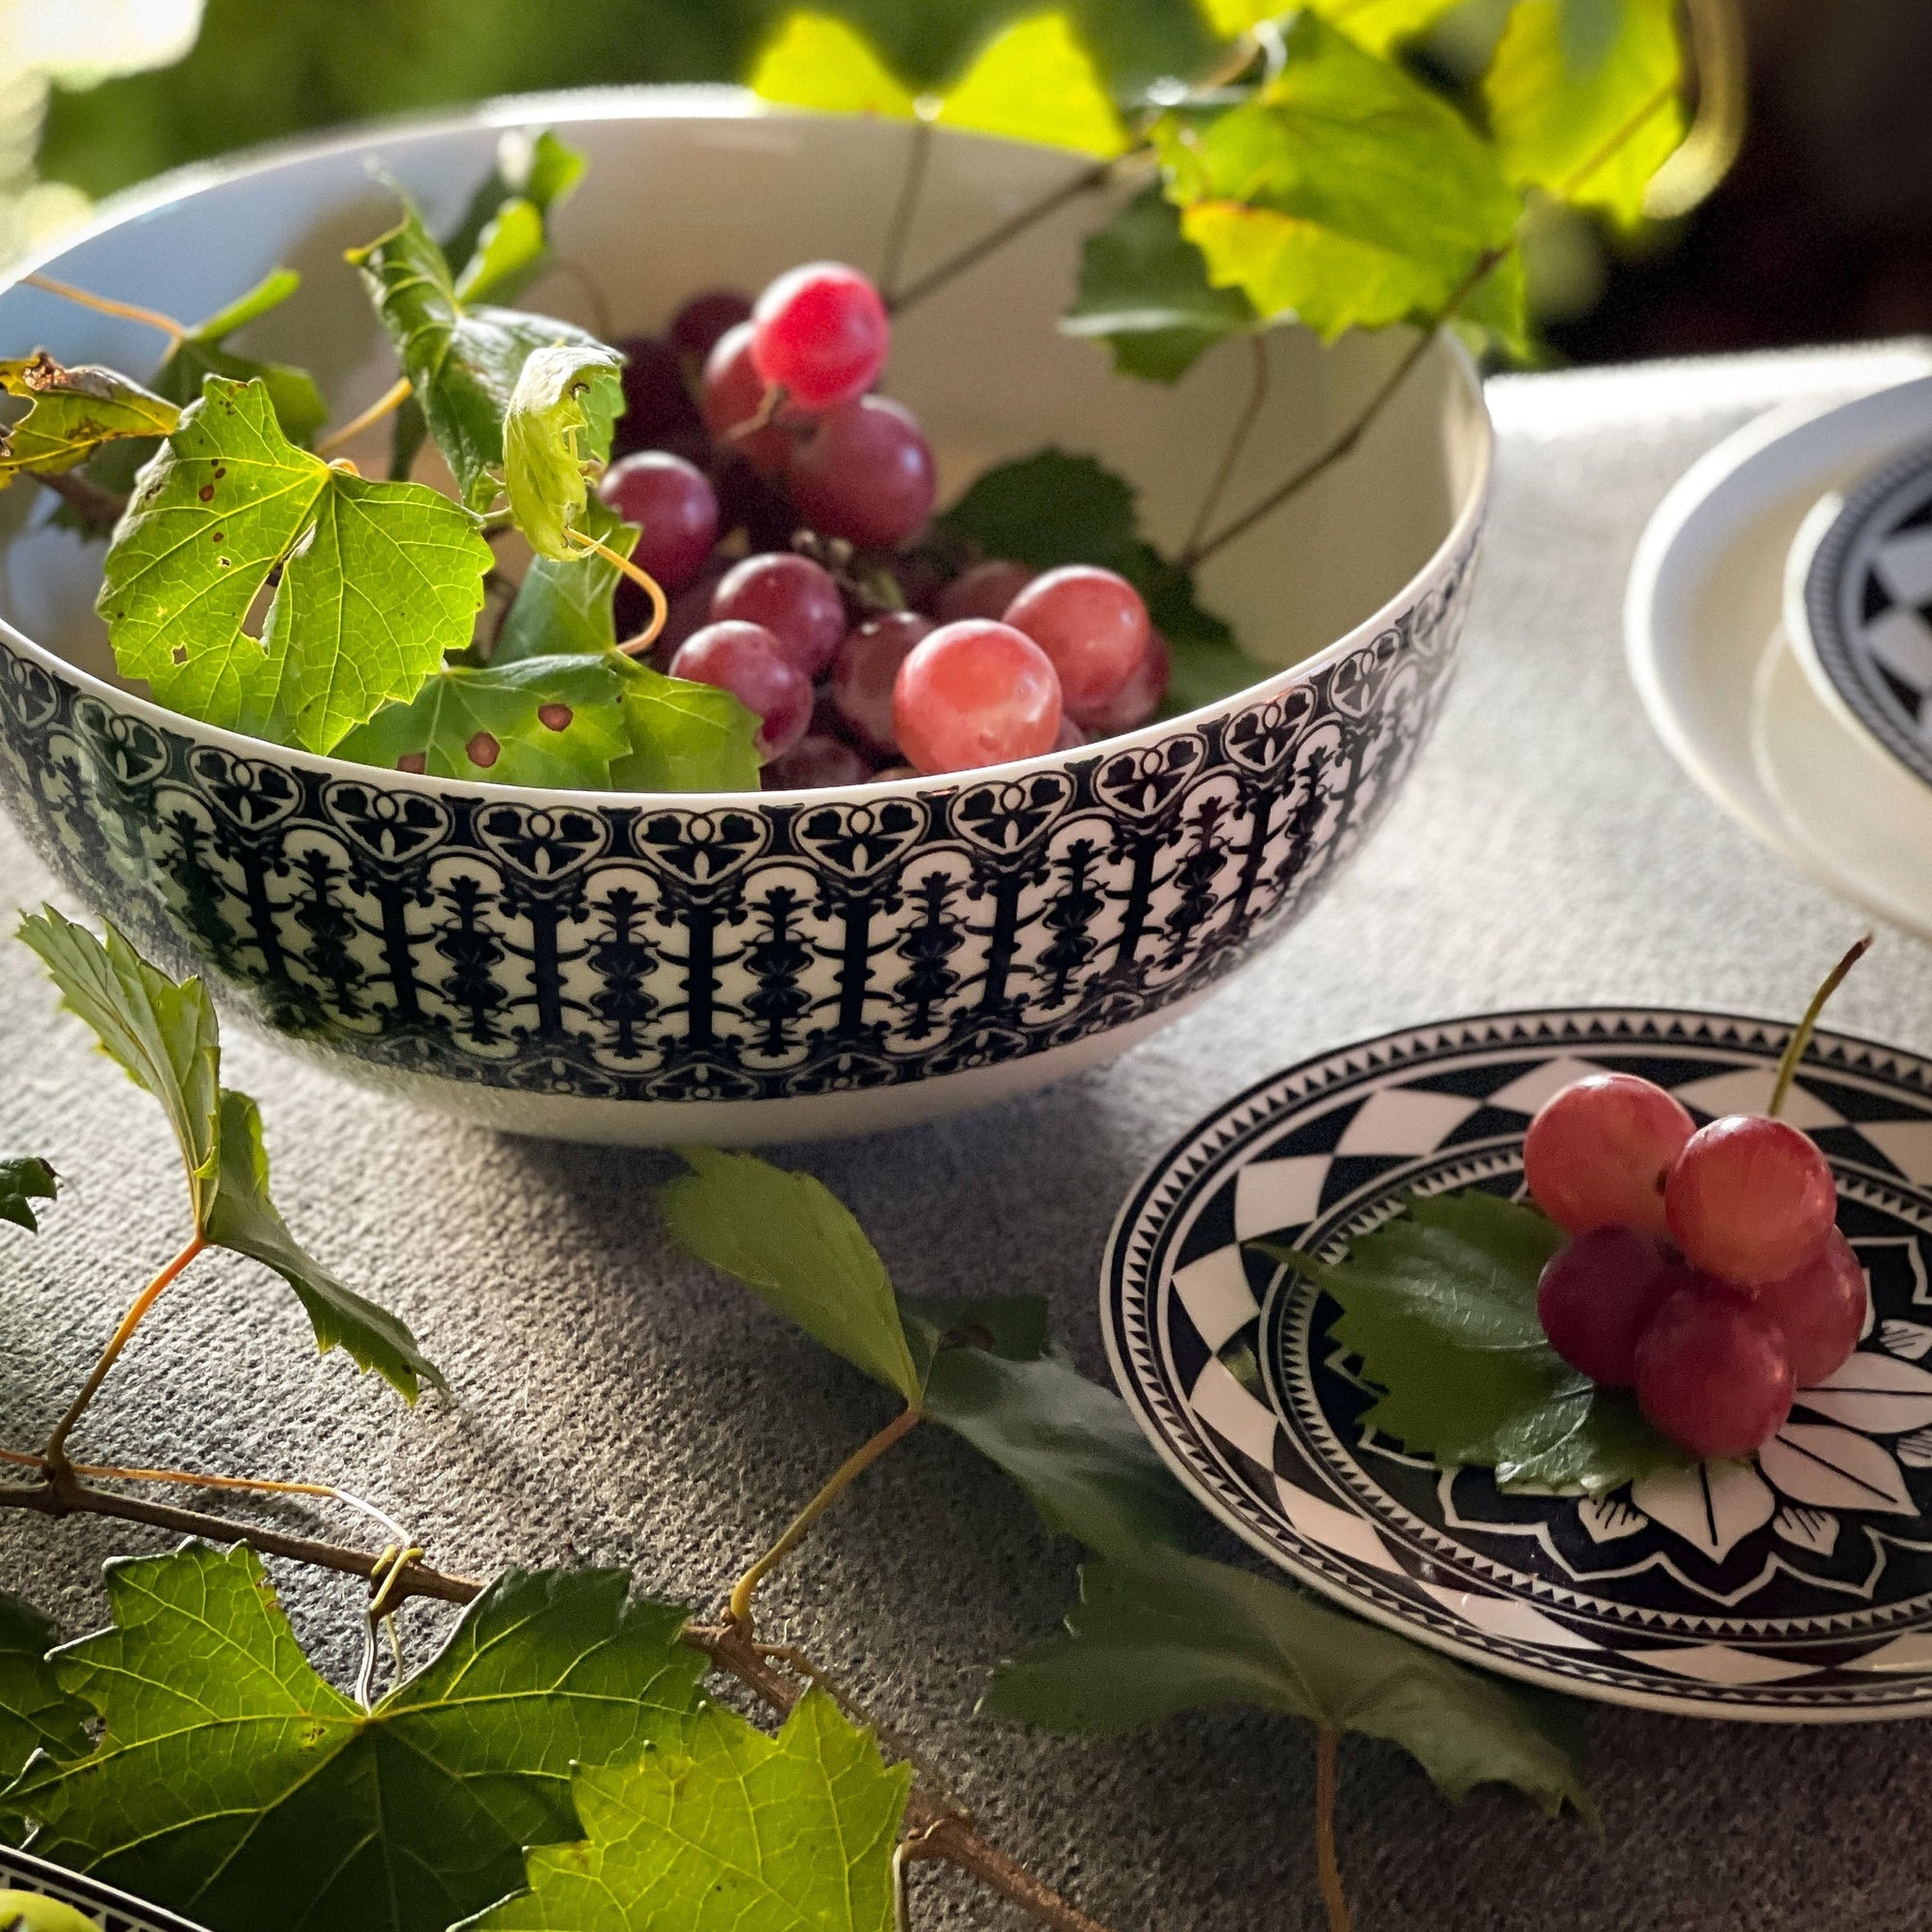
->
[[204, 1089, 442, 1400], [933, 13, 1129, 158], [1485, 0, 1685, 226], [337, 653, 631, 790], [923, 1345, 1201, 1558], [1062, 184, 1258, 383], [99, 376, 492, 753], [897, 1292, 1051, 1367], [467, 1690, 907, 1932], [1156, 12, 1522, 340], [502, 343, 624, 559], [1207, 0, 1463, 54], [610, 661, 764, 793], [660, 1149, 924, 1406], [0, 354, 179, 481], [0, 1156, 57, 1234], [935, 448, 1251, 710], [497, 495, 635, 662], [0, 1893, 99, 1932], [443, 128, 588, 305], [1256, 1191, 1691, 1494], [17, 906, 220, 1230], [0, 1591, 89, 1797], [982, 1550, 1596, 1821], [11, 1546, 705, 1932], [189, 267, 302, 343], [350, 202, 611, 513], [749, 14, 921, 117]]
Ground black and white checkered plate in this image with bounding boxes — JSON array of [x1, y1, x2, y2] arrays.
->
[[1102, 1008, 1932, 1719], [1800, 439, 1932, 791], [0, 1841, 206, 1930]]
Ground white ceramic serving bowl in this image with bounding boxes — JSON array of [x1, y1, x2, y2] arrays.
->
[[0, 89, 1491, 1145]]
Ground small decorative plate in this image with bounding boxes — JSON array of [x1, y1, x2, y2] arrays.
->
[[1102, 1008, 1932, 1720], [0, 1842, 207, 1930], [1791, 439, 1932, 792]]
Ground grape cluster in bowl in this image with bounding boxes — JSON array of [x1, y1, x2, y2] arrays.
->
[[1524, 1073, 1863, 1460], [597, 259, 1168, 789]]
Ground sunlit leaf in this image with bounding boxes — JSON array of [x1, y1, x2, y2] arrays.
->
[[935, 13, 1129, 157], [0, 1892, 100, 1931], [444, 128, 588, 304], [1208, 0, 1464, 55], [983, 1550, 1596, 1820], [1486, 0, 1685, 225], [468, 1690, 907, 1932], [0, 1156, 57, 1235], [660, 1149, 924, 1405], [502, 342, 624, 559], [17, 906, 218, 1229], [0, 354, 178, 482], [11, 1547, 704, 1932], [610, 661, 764, 793], [205, 1089, 443, 1401], [99, 376, 492, 752], [750, 13, 921, 117], [1063, 183, 1258, 382]]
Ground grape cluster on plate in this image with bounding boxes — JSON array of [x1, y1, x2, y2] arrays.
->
[[597, 261, 1169, 788], [1523, 1073, 1864, 1459]]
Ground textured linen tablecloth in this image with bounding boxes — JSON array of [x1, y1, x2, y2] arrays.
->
[[8, 342, 1932, 1932]]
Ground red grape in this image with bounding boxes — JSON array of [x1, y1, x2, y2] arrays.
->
[[1752, 1228, 1866, 1385], [785, 395, 935, 551], [669, 289, 753, 361], [1003, 565, 1151, 715], [710, 553, 846, 679], [751, 261, 889, 410], [1070, 629, 1170, 737], [1054, 714, 1088, 752], [1634, 1281, 1795, 1459], [936, 559, 1035, 625], [1537, 1228, 1693, 1385], [1522, 1073, 1694, 1238], [1664, 1114, 1837, 1285], [761, 732, 873, 791], [669, 620, 810, 759], [831, 611, 932, 755], [894, 620, 1063, 775], [596, 452, 718, 593], [700, 321, 789, 476], [611, 335, 700, 456]]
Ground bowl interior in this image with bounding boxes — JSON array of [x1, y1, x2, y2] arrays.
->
[[0, 88, 1487, 722]]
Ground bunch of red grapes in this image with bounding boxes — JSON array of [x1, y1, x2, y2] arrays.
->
[[1523, 1074, 1864, 1459], [594, 261, 1170, 789]]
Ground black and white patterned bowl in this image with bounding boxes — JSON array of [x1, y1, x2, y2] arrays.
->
[[1107, 1008, 1932, 1720], [0, 94, 1490, 1144], [1788, 437, 1932, 794], [0, 1841, 205, 1931]]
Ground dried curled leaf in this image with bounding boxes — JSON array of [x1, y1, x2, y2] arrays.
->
[[0, 353, 179, 482]]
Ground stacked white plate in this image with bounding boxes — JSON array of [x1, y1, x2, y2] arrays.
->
[[1628, 367, 1932, 937]]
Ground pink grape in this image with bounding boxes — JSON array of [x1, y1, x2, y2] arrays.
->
[[611, 335, 699, 456], [1634, 1281, 1795, 1459], [894, 620, 1063, 775], [1536, 1227, 1692, 1385], [701, 322, 789, 476], [1003, 565, 1151, 715], [751, 261, 889, 410], [710, 553, 846, 679], [669, 289, 753, 361], [761, 732, 873, 791], [596, 452, 718, 593], [831, 611, 932, 755], [1522, 1073, 1694, 1238], [1664, 1114, 1837, 1285], [669, 620, 810, 759], [786, 396, 935, 551], [1054, 714, 1088, 752], [936, 559, 1035, 625], [1070, 629, 1170, 737], [1751, 1227, 1866, 1385]]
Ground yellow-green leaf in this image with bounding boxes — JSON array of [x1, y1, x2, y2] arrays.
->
[[0, 354, 179, 481], [1207, 0, 1464, 55], [1485, 0, 1685, 225], [750, 13, 921, 117], [502, 342, 623, 560], [936, 13, 1129, 158]]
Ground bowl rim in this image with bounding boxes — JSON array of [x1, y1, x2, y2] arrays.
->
[[0, 85, 1493, 813]]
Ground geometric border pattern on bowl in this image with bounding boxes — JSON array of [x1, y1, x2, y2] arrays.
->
[[0, 1841, 210, 1932]]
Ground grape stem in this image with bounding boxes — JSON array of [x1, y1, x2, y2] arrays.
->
[[567, 526, 668, 656], [317, 376, 412, 459], [1315, 1727, 1352, 1932], [1768, 932, 1873, 1120], [878, 113, 936, 306], [1181, 333, 1270, 563], [22, 271, 186, 343]]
